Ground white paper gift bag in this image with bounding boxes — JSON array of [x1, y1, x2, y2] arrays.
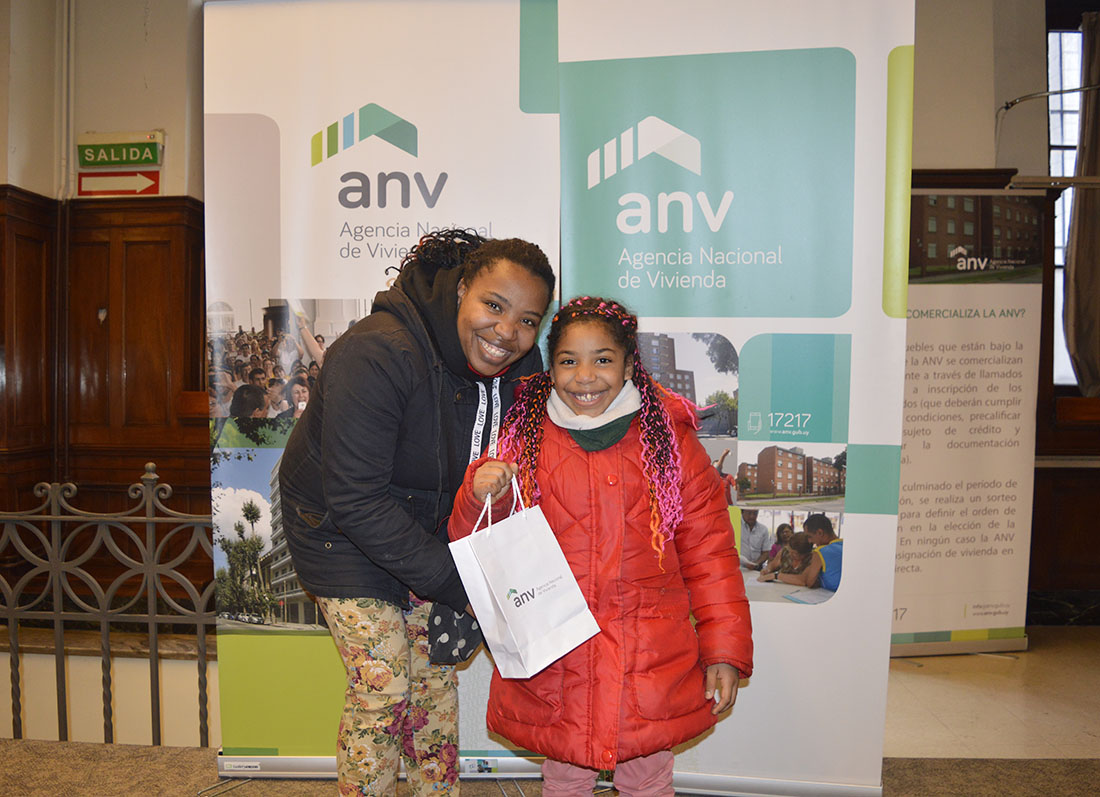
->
[[448, 478, 600, 679]]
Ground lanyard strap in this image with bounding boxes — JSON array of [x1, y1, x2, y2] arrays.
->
[[468, 377, 501, 463]]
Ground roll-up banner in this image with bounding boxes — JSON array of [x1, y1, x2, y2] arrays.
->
[[892, 189, 1044, 655], [206, 1, 914, 794], [204, 0, 558, 778]]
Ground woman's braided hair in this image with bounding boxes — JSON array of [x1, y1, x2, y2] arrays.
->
[[396, 228, 555, 296], [498, 296, 686, 565]]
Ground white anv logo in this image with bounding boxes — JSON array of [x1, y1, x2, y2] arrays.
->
[[949, 245, 968, 257], [587, 116, 701, 189]]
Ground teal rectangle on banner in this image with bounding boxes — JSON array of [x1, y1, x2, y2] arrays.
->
[[520, 0, 559, 113], [738, 334, 851, 443], [560, 48, 855, 317], [845, 444, 901, 515]]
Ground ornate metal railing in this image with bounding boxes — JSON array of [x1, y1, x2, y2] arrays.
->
[[0, 464, 214, 745]]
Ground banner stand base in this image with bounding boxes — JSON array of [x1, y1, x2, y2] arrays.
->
[[217, 754, 336, 779], [217, 753, 881, 795], [890, 635, 1028, 658], [215, 754, 545, 780]]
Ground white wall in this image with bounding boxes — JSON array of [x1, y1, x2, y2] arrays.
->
[[0, 0, 10, 184], [1, 0, 58, 196], [912, 0, 1048, 174], [72, 0, 203, 198], [992, 0, 1049, 175], [913, 0, 998, 168], [1, 0, 203, 199]]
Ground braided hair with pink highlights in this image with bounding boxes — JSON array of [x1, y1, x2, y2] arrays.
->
[[498, 296, 687, 565]]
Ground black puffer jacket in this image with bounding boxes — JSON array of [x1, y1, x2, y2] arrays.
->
[[278, 259, 543, 612]]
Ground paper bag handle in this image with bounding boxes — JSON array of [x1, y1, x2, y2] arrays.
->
[[471, 475, 526, 535]]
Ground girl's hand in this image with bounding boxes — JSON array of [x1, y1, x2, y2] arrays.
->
[[472, 460, 519, 503], [705, 663, 739, 714]]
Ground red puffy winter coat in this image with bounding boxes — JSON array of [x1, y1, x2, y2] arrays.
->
[[449, 398, 753, 771]]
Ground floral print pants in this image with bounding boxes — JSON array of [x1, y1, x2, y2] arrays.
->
[[317, 597, 460, 796]]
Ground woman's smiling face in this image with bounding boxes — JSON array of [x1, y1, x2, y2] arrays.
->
[[550, 320, 634, 417], [456, 259, 550, 376]]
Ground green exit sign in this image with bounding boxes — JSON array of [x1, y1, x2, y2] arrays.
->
[[78, 141, 161, 167]]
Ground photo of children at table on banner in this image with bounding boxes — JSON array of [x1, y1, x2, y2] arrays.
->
[[723, 439, 846, 604]]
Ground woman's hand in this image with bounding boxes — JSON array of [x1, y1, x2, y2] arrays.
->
[[472, 460, 519, 503], [705, 663, 739, 714]]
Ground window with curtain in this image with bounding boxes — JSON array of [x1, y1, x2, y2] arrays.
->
[[1049, 29, 1083, 384]]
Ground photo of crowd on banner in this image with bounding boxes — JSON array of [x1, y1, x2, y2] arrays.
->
[[207, 297, 366, 630], [206, 298, 366, 421]]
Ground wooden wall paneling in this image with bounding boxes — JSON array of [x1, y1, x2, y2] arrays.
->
[[1030, 468, 1100, 591], [10, 233, 50, 436], [67, 237, 111, 427], [0, 186, 57, 506], [62, 198, 212, 598], [121, 236, 176, 427], [64, 198, 209, 499]]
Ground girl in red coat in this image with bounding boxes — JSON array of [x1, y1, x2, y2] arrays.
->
[[449, 297, 753, 796]]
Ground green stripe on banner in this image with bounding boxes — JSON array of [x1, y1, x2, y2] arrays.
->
[[882, 45, 914, 319], [844, 444, 901, 514], [519, 0, 559, 113], [891, 627, 1027, 645], [951, 628, 989, 642], [326, 122, 339, 158], [988, 626, 1026, 640], [218, 632, 346, 756]]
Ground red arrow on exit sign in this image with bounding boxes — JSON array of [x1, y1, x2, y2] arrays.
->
[[78, 170, 160, 196]]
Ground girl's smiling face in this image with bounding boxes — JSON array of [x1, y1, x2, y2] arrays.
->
[[550, 320, 634, 417]]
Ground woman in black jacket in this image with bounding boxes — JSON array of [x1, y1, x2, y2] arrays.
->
[[278, 229, 553, 794]]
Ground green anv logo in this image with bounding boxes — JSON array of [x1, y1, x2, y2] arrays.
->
[[311, 103, 418, 166]]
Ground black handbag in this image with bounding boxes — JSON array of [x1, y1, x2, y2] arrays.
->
[[427, 602, 482, 664]]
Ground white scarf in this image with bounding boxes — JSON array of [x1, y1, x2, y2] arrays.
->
[[547, 380, 641, 431]]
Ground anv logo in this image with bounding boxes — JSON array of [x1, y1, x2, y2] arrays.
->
[[590, 116, 733, 234], [507, 588, 536, 607], [318, 102, 449, 209], [311, 103, 418, 166], [587, 116, 701, 189], [949, 245, 968, 257]]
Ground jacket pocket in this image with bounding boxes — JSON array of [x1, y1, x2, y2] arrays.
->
[[295, 506, 328, 529], [628, 587, 705, 721], [488, 662, 564, 726]]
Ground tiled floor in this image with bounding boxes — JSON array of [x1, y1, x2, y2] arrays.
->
[[883, 625, 1100, 758]]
